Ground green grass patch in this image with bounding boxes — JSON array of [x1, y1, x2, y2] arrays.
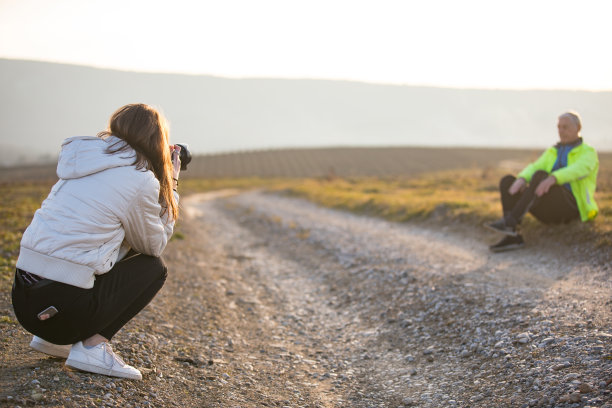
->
[[0, 181, 54, 291], [170, 231, 186, 241]]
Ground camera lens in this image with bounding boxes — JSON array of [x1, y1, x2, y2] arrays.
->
[[175, 143, 192, 171]]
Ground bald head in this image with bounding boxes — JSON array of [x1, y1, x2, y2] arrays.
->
[[557, 111, 581, 144], [559, 111, 582, 131]]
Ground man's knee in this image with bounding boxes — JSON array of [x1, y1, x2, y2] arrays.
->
[[532, 170, 549, 184], [500, 174, 516, 190]]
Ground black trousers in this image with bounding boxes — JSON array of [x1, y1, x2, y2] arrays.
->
[[500, 170, 580, 227], [12, 254, 167, 345]]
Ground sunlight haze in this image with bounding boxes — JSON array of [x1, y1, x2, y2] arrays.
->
[[1, 0, 611, 89]]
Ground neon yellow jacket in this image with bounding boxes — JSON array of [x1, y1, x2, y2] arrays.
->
[[517, 141, 599, 221]]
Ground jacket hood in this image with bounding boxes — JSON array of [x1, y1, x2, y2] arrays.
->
[[57, 136, 137, 179]]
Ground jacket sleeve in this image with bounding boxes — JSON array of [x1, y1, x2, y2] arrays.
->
[[517, 148, 555, 183], [551, 146, 598, 185], [120, 176, 179, 257]]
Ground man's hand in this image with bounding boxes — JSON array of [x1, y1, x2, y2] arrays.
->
[[508, 178, 527, 195], [535, 175, 557, 197]]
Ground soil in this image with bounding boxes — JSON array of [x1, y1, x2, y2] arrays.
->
[[1, 190, 611, 408]]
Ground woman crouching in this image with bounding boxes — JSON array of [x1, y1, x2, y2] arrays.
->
[[12, 103, 181, 380]]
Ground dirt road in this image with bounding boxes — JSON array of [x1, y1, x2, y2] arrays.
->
[[2, 190, 611, 407]]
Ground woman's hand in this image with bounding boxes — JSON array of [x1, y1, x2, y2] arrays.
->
[[170, 145, 181, 189]]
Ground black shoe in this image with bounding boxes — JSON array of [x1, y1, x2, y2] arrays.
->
[[485, 218, 518, 236], [489, 235, 525, 253]]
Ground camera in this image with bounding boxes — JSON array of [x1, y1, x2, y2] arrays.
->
[[173, 143, 192, 171]]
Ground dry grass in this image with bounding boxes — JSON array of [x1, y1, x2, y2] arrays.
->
[[276, 170, 500, 223], [276, 166, 612, 253], [179, 177, 286, 195], [0, 182, 54, 290]]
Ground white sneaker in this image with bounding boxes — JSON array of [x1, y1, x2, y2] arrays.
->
[[65, 341, 142, 380], [30, 335, 71, 358]]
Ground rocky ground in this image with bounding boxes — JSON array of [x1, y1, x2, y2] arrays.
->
[[1, 190, 611, 408]]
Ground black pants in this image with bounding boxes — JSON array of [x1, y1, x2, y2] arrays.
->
[[500, 170, 580, 227], [12, 254, 167, 345]]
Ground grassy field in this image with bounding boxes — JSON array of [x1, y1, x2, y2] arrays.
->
[[276, 168, 612, 250], [0, 183, 54, 290], [1, 147, 610, 292], [279, 164, 612, 220]]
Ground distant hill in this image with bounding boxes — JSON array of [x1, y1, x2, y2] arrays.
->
[[1, 58, 611, 166]]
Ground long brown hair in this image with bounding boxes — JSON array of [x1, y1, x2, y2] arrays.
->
[[98, 103, 178, 221]]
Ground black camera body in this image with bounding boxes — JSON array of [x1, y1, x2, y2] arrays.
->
[[175, 143, 192, 171]]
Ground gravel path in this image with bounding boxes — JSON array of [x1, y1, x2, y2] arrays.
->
[[1, 190, 611, 407]]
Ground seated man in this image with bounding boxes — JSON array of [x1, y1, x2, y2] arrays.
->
[[486, 111, 599, 252]]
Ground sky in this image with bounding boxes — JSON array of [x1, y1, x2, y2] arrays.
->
[[1, 0, 612, 90]]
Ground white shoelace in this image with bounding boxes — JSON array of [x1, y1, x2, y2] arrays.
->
[[101, 343, 127, 369]]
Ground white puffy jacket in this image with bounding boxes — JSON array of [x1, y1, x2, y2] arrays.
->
[[16, 135, 179, 289]]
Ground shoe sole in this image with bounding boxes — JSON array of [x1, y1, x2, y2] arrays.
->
[[30, 339, 71, 359], [484, 223, 519, 237], [66, 359, 142, 380], [489, 243, 525, 253]]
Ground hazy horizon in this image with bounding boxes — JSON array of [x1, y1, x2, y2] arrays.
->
[[1, 58, 611, 167]]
